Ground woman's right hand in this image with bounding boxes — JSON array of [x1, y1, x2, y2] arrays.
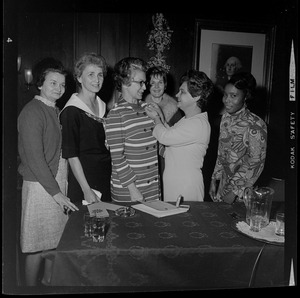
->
[[146, 103, 166, 124], [67, 157, 101, 204], [53, 192, 79, 213], [145, 105, 159, 119], [209, 179, 217, 201], [127, 182, 144, 202]]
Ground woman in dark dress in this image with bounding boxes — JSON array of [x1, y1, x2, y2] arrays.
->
[[60, 53, 112, 204]]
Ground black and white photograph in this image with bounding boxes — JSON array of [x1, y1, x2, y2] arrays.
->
[[2, 0, 298, 295]]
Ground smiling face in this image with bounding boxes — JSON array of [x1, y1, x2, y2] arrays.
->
[[222, 83, 245, 114], [176, 81, 196, 111], [39, 71, 66, 102], [77, 64, 104, 94], [123, 69, 146, 103], [149, 74, 165, 100]]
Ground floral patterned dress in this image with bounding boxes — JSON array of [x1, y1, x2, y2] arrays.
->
[[211, 106, 267, 201]]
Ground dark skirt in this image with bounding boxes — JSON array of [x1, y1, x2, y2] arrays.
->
[[67, 158, 112, 204]]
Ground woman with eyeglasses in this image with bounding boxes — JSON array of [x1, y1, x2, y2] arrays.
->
[[105, 57, 161, 202]]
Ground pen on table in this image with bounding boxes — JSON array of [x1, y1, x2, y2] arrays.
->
[[176, 195, 182, 208]]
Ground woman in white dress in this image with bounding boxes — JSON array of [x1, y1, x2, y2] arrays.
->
[[145, 70, 214, 202]]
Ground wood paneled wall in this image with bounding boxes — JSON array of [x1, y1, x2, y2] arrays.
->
[[5, 3, 296, 290], [17, 12, 194, 111], [17, 11, 292, 180], [17, 12, 74, 112]]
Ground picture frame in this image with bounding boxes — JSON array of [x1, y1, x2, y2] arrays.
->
[[193, 19, 276, 123]]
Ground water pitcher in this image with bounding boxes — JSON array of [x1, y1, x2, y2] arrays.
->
[[243, 186, 274, 228]]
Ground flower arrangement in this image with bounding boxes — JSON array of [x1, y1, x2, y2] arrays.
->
[[146, 13, 173, 72]]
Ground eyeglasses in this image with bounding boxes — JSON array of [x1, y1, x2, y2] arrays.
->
[[131, 80, 146, 88]]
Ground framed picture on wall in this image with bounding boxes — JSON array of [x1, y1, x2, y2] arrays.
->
[[193, 19, 276, 123]]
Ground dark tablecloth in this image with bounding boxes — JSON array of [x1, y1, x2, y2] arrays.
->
[[43, 202, 285, 289]]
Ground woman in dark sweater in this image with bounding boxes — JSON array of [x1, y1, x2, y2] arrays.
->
[[18, 57, 78, 286]]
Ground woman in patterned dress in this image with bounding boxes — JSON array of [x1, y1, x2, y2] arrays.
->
[[18, 58, 78, 286], [209, 72, 267, 204], [105, 57, 161, 202]]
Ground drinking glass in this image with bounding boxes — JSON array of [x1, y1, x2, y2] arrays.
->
[[275, 212, 285, 236], [91, 217, 109, 242], [83, 212, 95, 237]]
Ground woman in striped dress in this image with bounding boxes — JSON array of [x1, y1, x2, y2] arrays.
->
[[105, 57, 161, 202]]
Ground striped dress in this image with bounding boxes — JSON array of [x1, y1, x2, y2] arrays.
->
[[104, 98, 161, 202]]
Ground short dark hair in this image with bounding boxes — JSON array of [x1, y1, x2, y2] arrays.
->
[[227, 72, 257, 100], [146, 66, 168, 88], [113, 57, 147, 92], [180, 69, 214, 109], [33, 57, 66, 90]]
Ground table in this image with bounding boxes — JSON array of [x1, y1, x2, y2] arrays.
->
[[43, 201, 285, 290]]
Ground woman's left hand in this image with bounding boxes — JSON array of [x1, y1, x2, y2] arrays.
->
[[83, 188, 101, 204], [222, 191, 237, 204]]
